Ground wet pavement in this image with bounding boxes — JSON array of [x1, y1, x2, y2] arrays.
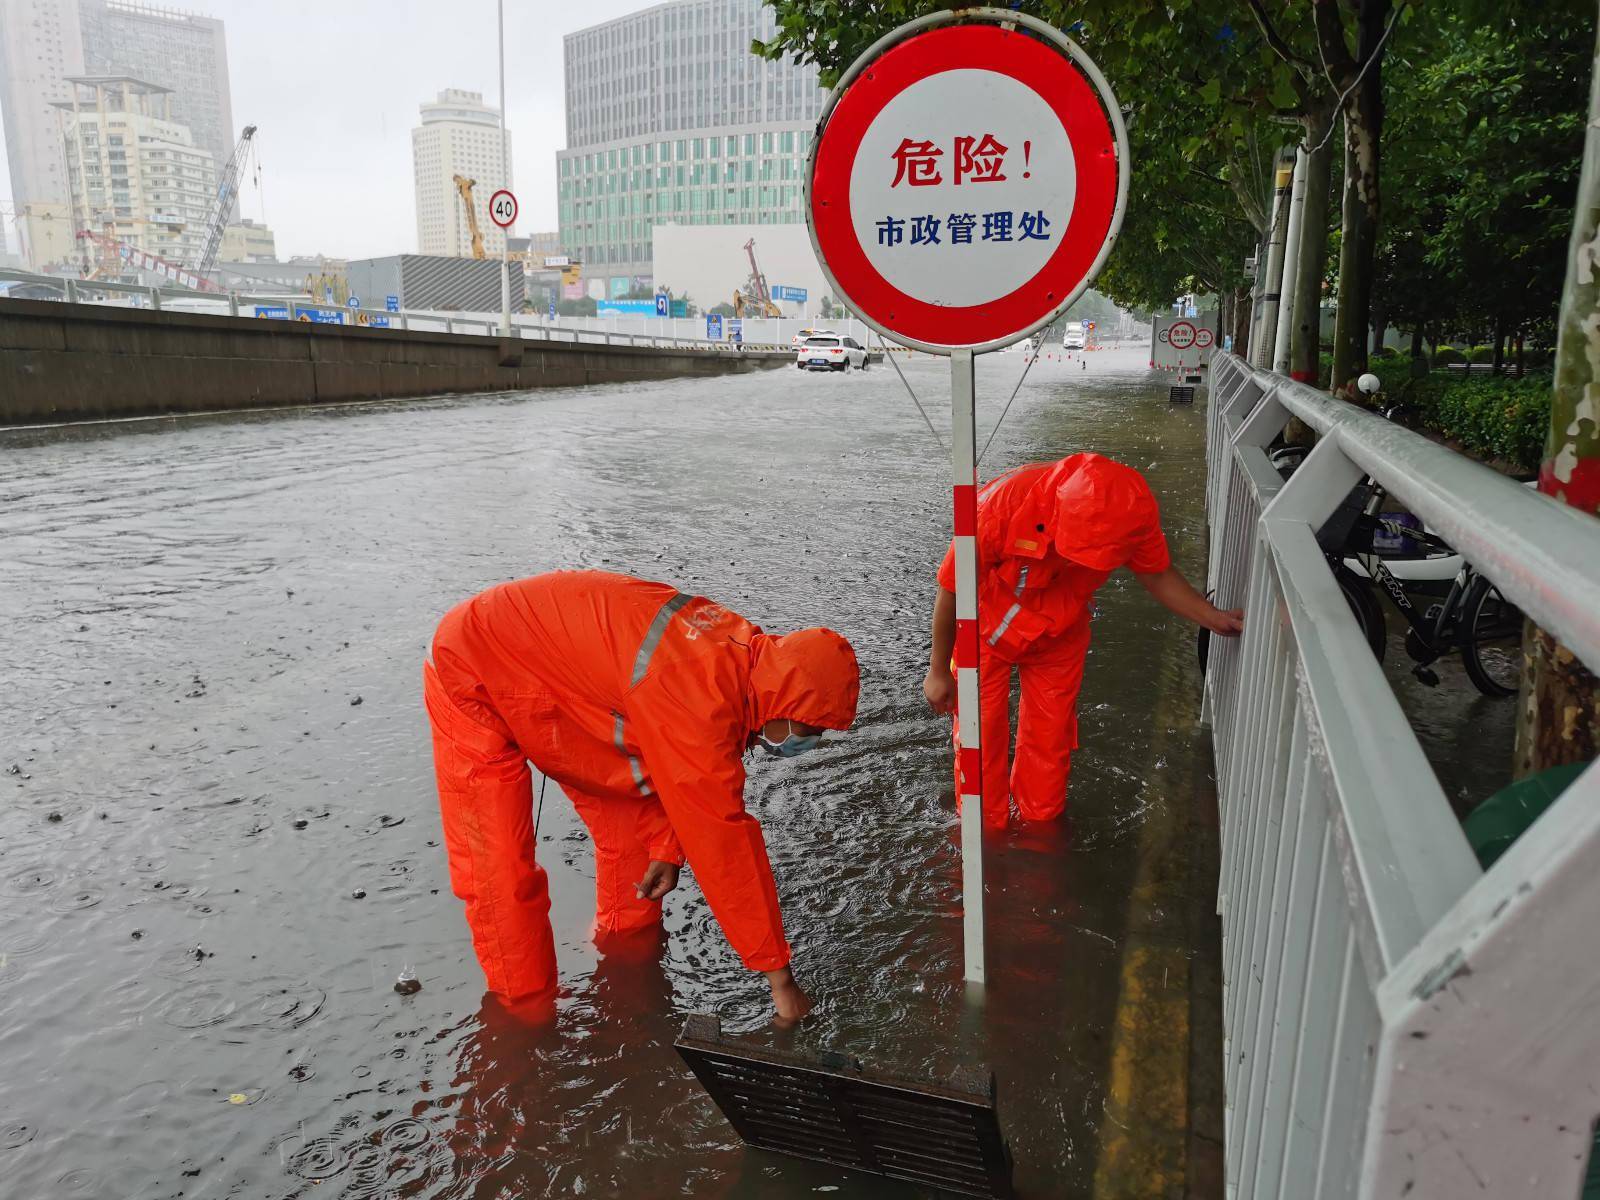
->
[[0, 344, 1500, 1198]]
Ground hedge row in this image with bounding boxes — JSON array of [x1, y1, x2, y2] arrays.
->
[[1366, 358, 1551, 473]]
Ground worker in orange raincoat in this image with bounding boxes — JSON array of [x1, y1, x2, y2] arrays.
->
[[423, 570, 859, 1022], [923, 453, 1243, 829]]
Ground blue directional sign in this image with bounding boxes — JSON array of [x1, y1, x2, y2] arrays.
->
[[655, 294, 669, 317], [385, 294, 400, 313], [253, 304, 289, 320], [348, 294, 361, 309], [772, 285, 808, 302], [368, 314, 391, 328], [548, 295, 556, 319], [306, 308, 343, 324], [705, 313, 724, 340]]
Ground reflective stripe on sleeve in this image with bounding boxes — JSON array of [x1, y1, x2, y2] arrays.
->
[[631, 592, 692, 687]]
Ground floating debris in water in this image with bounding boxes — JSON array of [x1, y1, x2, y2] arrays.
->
[[292, 819, 308, 830], [350, 696, 363, 706], [46, 812, 62, 823], [394, 968, 422, 996], [351, 889, 367, 900]]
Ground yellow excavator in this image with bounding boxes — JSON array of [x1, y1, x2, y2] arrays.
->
[[453, 174, 486, 260], [733, 237, 781, 317]]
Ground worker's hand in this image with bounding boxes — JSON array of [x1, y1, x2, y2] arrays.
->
[[923, 666, 957, 715], [1204, 607, 1245, 637], [765, 966, 814, 1026], [635, 860, 680, 902]]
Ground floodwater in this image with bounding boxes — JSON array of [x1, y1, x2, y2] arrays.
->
[[0, 343, 1494, 1198]]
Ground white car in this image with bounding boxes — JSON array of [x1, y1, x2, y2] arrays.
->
[[791, 326, 837, 349], [796, 334, 868, 371], [1063, 327, 1086, 350]]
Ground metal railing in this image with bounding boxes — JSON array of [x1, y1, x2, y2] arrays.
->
[[1203, 351, 1600, 1198], [0, 268, 790, 354]]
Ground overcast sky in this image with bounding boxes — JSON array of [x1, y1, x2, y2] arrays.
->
[[1, 0, 657, 259]]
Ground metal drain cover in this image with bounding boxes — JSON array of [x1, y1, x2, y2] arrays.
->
[[675, 1013, 1013, 1197]]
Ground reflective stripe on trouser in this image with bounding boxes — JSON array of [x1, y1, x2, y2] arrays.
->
[[953, 625, 1089, 827], [424, 661, 557, 1002]]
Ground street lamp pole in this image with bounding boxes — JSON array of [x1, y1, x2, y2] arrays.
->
[[497, 0, 511, 336]]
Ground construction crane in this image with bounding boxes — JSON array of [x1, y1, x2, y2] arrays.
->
[[194, 124, 258, 281], [453, 174, 486, 260], [734, 237, 781, 318], [75, 227, 222, 293]]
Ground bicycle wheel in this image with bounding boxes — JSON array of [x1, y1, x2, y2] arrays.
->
[[1461, 580, 1524, 697], [1335, 566, 1387, 662]]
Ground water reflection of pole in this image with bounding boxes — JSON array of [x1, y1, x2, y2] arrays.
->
[[951, 347, 985, 987]]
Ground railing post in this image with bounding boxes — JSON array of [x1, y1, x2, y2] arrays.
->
[[65, 278, 80, 304], [149, 287, 162, 312]]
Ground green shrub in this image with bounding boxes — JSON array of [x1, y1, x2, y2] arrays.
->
[[1433, 345, 1466, 366], [1522, 347, 1554, 371], [1467, 345, 1497, 365], [1372, 344, 1398, 359]]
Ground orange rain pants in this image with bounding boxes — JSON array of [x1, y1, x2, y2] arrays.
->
[[423, 570, 859, 1003], [959, 619, 1092, 829], [940, 454, 1172, 829]]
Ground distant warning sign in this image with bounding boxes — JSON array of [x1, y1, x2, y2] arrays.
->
[[1151, 312, 1218, 372], [808, 17, 1126, 352]]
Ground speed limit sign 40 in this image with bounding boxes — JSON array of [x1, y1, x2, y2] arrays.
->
[[489, 189, 518, 229]]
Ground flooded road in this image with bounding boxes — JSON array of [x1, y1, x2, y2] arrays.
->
[[0, 345, 1434, 1197]]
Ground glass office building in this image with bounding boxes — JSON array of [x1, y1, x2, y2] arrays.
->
[[557, 0, 825, 295]]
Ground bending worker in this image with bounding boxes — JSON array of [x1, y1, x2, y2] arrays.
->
[[423, 570, 859, 1021], [922, 453, 1243, 829]]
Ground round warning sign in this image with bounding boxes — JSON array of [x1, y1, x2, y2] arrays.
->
[[808, 10, 1127, 353], [489, 189, 518, 229], [1168, 321, 1197, 350], [1194, 326, 1215, 349]]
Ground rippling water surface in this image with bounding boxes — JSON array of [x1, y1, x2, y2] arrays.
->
[[3, 346, 1221, 1197]]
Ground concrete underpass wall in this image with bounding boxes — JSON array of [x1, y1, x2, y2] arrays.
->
[[0, 299, 789, 425]]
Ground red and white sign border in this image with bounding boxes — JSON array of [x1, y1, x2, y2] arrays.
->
[[488, 188, 518, 229], [804, 7, 1129, 357]]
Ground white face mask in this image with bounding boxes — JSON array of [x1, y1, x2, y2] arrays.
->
[[755, 720, 823, 759]]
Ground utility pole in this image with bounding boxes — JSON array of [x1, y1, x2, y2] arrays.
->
[[1514, 11, 1600, 776], [497, 0, 511, 337]]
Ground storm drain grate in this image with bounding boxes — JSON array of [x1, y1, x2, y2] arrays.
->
[[1169, 384, 1197, 404], [675, 1013, 1013, 1198]]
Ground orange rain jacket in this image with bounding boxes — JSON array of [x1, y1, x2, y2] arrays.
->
[[938, 454, 1171, 825], [424, 571, 859, 1002]]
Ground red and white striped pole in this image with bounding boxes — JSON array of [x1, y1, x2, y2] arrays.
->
[[951, 347, 985, 986]]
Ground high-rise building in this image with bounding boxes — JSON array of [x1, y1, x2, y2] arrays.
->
[[557, 0, 825, 296], [78, 0, 234, 172], [0, 0, 233, 269], [0, 0, 87, 266], [57, 75, 218, 270], [412, 88, 513, 259], [219, 217, 274, 262]]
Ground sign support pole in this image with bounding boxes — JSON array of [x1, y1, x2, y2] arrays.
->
[[496, 0, 511, 338], [951, 347, 985, 987]]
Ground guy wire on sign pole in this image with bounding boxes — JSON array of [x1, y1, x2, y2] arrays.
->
[[497, 0, 511, 337]]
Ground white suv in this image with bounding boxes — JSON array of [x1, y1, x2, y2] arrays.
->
[[791, 326, 837, 349], [796, 334, 868, 371]]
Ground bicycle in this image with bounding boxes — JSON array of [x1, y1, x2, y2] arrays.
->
[[1200, 465, 1524, 698]]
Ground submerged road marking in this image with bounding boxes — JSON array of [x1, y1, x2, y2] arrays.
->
[[1093, 627, 1197, 1198]]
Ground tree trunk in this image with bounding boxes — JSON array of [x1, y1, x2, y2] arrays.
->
[[1513, 14, 1600, 778], [1410, 326, 1424, 359], [1492, 317, 1506, 375], [1231, 284, 1251, 354], [1371, 304, 1388, 356], [1326, 0, 1390, 395], [1289, 106, 1336, 384]]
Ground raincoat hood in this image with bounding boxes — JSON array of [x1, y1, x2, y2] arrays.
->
[[748, 628, 860, 731], [1046, 453, 1163, 571]]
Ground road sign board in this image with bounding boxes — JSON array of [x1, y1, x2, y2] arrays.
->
[[808, 16, 1127, 353], [368, 314, 391, 329], [772, 285, 808, 302], [1167, 320, 1197, 350], [348, 294, 361, 309], [548, 296, 557, 319], [1194, 326, 1214, 349], [254, 305, 288, 320], [385, 294, 400, 312], [489, 189, 518, 229], [655, 294, 669, 317], [705, 313, 724, 340]]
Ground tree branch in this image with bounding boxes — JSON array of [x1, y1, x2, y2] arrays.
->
[[1313, 0, 1359, 95], [1247, 0, 1316, 79]]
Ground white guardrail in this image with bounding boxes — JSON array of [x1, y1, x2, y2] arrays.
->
[[1203, 351, 1600, 1198], [0, 268, 793, 354]]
